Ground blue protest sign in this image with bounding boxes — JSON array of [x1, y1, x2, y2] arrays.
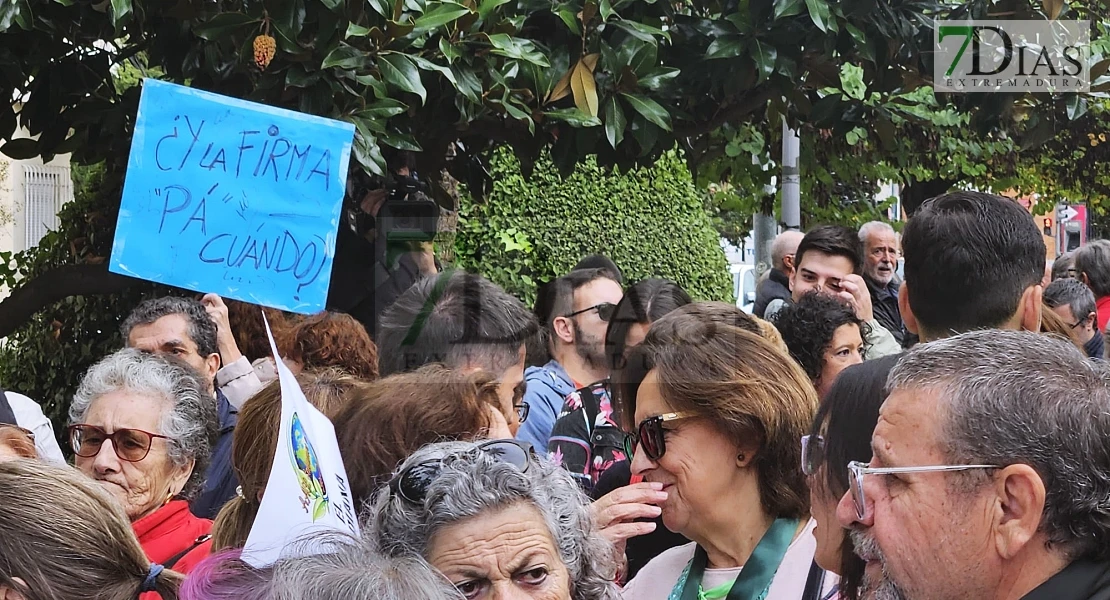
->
[[110, 79, 355, 314]]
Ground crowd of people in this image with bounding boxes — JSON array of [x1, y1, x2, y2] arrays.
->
[[2, 189, 1110, 600]]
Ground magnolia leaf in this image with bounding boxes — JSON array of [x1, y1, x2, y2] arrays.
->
[[192, 12, 255, 40], [603, 96, 626, 148], [804, 0, 831, 33], [773, 0, 805, 20], [1042, 0, 1064, 19], [379, 53, 428, 104], [321, 44, 366, 70], [478, 0, 512, 19], [705, 35, 745, 59], [570, 59, 599, 117], [620, 92, 670, 131], [546, 67, 573, 104], [412, 55, 459, 86], [750, 40, 777, 84], [414, 1, 472, 29], [545, 108, 602, 127], [109, 0, 131, 31]]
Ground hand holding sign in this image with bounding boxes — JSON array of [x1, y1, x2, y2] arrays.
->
[[110, 80, 355, 313]]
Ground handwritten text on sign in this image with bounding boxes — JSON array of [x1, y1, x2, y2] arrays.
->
[[110, 79, 355, 313]]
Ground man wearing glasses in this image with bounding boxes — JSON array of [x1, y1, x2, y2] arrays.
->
[[1044, 278, 1103, 360], [516, 267, 623, 450], [837, 329, 1110, 600]]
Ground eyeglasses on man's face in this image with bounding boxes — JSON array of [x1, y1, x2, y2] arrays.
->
[[846, 461, 998, 520], [564, 302, 617, 322]]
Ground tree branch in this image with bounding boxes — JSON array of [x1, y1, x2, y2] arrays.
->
[[0, 264, 140, 339]]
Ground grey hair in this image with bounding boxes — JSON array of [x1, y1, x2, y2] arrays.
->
[[1043, 279, 1097, 326], [858, 221, 897, 244], [887, 329, 1110, 561], [269, 533, 463, 600], [121, 296, 220, 359], [1074, 239, 1110, 297], [69, 348, 217, 500], [770, 230, 804, 271], [368, 441, 620, 600], [1051, 251, 1074, 281]]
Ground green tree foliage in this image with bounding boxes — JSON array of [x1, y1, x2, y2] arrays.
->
[[0, 0, 947, 181], [0, 165, 169, 429], [454, 148, 734, 305]]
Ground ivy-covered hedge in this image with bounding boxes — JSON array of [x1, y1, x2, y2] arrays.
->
[[454, 148, 734, 306], [0, 164, 168, 431]]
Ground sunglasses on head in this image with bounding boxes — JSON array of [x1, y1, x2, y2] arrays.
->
[[800, 434, 825, 477], [68, 424, 168, 462], [623, 412, 694, 461], [389, 439, 534, 504], [563, 302, 617, 322]]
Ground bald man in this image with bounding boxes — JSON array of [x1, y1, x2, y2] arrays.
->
[[754, 230, 805, 318]]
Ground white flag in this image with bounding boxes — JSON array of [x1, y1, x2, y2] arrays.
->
[[241, 315, 360, 568]]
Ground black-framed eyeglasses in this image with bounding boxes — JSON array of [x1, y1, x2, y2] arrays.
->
[[67, 424, 168, 462], [801, 434, 824, 476], [623, 411, 695, 461], [514, 402, 530, 423], [389, 439, 534, 504], [563, 302, 617, 322]]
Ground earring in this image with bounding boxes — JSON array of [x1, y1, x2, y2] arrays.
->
[[737, 453, 746, 463]]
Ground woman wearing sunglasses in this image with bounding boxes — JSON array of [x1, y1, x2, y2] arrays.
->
[[68, 348, 218, 575], [617, 310, 833, 600], [369, 439, 620, 600], [801, 356, 898, 600]]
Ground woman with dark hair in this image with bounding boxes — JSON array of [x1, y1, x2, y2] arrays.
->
[[773, 292, 867, 398], [802, 355, 900, 600]]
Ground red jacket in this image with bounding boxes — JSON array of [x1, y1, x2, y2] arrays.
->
[[134, 500, 213, 574], [1097, 296, 1110, 333]]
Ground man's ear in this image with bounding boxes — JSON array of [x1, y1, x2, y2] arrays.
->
[[782, 255, 796, 275], [1, 578, 29, 600], [992, 464, 1047, 560], [551, 316, 575, 345], [898, 281, 919, 335], [204, 353, 221, 379], [1019, 285, 1043, 333]]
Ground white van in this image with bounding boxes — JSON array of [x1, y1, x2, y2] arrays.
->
[[729, 264, 758, 314]]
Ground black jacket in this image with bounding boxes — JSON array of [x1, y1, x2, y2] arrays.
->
[[754, 269, 791, 319], [1022, 560, 1110, 600], [866, 275, 911, 348]]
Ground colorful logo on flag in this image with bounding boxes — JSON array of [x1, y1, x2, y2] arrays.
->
[[290, 412, 329, 521]]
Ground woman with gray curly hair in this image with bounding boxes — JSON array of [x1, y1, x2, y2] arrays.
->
[[69, 347, 218, 574], [369, 440, 621, 600]]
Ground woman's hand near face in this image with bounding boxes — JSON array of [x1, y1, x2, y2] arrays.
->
[[591, 482, 667, 548]]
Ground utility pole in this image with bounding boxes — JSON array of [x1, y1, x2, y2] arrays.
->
[[781, 118, 801, 231]]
